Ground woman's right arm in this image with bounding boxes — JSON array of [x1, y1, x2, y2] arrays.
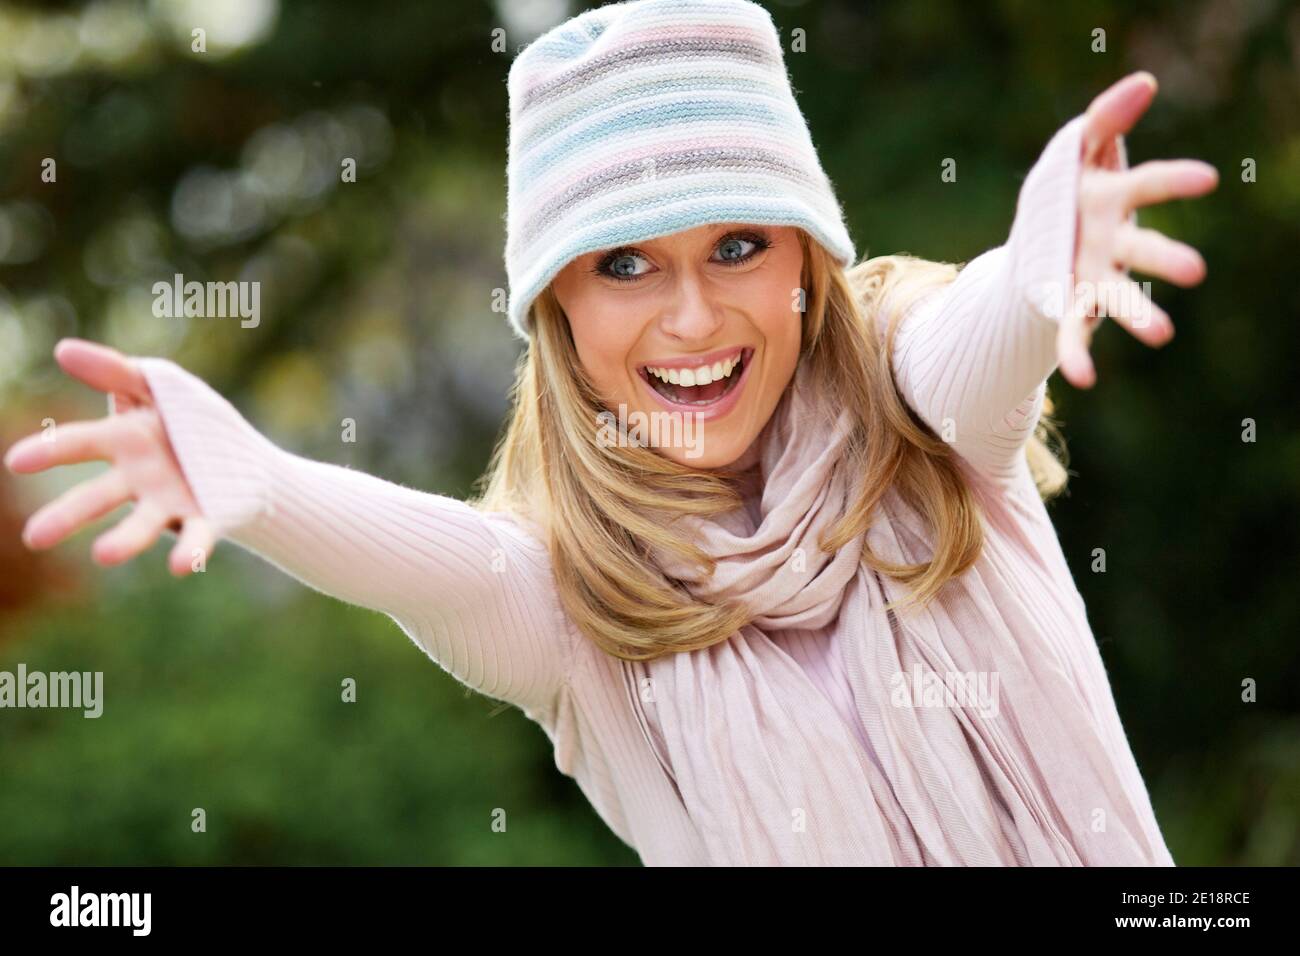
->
[[5, 340, 573, 719]]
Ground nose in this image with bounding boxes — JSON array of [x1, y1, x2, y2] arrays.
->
[[656, 271, 724, 343]]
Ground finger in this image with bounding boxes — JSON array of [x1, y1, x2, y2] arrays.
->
[[21, 468, 132, 550], [1094, 272, 1173, 345], [1116, 159, 1219, 210], [1084, 71, 1157, 162], [168, 516, 216, 577], [53, 338, 152, 405], [1057, 313, 1097, 390], [3, 417, 119, 473], [91, 501, 172, 567], [1114, 223, 1207, 287], [1056, 283, 1102, 389]]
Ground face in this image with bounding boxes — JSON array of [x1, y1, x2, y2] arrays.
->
[[550, 222, 805, 469]]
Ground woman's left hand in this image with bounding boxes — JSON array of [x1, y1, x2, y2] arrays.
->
[[1059, 71, 1219, 388]]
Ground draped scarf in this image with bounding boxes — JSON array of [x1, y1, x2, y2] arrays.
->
[[623, 362, 1175, 866]]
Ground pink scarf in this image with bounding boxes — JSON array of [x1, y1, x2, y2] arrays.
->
[[631, 362, 1175, 865]]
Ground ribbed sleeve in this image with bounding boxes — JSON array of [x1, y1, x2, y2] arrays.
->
[[888, 113, 1106, 487], [134, 356, 573, 719]]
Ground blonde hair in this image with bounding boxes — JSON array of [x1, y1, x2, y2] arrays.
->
[[473, 230, 1068, 661]]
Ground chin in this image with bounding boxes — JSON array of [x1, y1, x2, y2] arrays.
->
[[655, 435, 749, 470], [644, 421, 759, 470]]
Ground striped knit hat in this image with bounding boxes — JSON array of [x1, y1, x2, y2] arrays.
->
[[503, 0, 858, 341]]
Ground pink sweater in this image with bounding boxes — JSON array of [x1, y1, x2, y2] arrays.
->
[[134, 112, 1173, 866]]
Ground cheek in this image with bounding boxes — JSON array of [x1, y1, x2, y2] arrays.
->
[[746, 279, 803, 372], [565, 296, 641, 398], [759, 307, 801, 359]]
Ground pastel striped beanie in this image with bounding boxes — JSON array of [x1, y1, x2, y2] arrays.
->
[[503, 0, 858, 341]]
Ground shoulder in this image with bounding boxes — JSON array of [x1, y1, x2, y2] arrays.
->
[[480, 506, 550, 556]]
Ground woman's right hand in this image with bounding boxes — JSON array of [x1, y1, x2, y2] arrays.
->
[[3, 338, 215, 576]]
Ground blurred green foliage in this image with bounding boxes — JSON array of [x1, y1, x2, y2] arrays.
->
[[0, 0, 1297, 864], [0, 566, 635, 864]]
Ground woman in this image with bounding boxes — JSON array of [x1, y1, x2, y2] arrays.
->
[[4, 0, 1216, 865]]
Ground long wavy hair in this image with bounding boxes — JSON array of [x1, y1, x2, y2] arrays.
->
[[473, 229, 1069, 661]]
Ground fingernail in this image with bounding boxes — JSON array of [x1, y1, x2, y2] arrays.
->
[[1136, 71, 1157, 91]]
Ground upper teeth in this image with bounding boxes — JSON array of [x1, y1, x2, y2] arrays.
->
[[645, 350, 743, 387]]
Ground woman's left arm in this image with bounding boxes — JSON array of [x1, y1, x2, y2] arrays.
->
[[888, 71, 1218, 487]]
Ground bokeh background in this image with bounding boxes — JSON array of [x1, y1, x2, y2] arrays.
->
[[0, 0, 1297, 865]]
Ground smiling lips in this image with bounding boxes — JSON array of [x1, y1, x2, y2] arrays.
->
[[637, 347, 751, 406]]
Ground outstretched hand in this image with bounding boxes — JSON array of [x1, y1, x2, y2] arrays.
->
[[1059, 70, 1219, 388], [3, 339, 214, 575]]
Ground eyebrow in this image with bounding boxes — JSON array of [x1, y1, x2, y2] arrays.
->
[[592, 224, 768, 256]]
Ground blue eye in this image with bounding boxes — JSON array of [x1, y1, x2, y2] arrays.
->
[[591, 231, 772, 284], [715, 236, 761, 262], [603, 252, 650, 281]]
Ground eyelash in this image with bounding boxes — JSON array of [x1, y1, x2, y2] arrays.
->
[[590, 232, 774, 283]]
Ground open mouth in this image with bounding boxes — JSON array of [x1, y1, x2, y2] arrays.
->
[[637, 347, 753, 406]]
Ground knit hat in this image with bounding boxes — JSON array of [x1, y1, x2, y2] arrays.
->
[[503, 0, 858, 341]]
